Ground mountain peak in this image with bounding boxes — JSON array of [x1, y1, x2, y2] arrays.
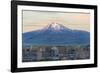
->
[[50, 22, 60, 30], [45, 22, 69, 31]]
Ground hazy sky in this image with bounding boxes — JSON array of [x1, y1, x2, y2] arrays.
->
[[22, 10, 90, 33]]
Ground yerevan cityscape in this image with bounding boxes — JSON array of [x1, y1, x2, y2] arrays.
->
[[22, 11, 90, 62]]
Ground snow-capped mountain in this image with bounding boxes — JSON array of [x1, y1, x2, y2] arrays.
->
[[45, 22, 69, 30], [23, 23, 90, 45]]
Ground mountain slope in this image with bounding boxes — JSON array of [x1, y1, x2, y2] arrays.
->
[[23, 23, 90, 45]]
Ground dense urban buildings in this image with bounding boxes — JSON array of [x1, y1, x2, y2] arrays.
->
[[22, 45, 90, 62]]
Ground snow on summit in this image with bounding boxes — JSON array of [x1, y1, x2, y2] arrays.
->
[[45, 22, 71, 31]]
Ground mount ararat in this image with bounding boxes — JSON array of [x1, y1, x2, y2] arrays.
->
[[23, 23, 90, 45]]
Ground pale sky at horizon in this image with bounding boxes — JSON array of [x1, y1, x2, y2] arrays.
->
[[22, 10, 90, 33]]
